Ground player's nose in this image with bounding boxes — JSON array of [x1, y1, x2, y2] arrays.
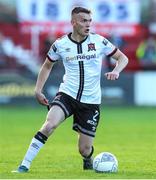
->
[[85, 24, 90, 29], [86, 21, 91, 27], [87, 23, 91, 27]]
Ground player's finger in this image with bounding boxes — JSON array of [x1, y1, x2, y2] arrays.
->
[[40, 98, 48, 106], [37, 98, 48, 106], [105, 72, 119, 80], [43, 98, 49, 104], [111, 74, 116, 80], [104, 73, 109, 78], [105, 73, 110, 80], [115, 76, 119, 80]]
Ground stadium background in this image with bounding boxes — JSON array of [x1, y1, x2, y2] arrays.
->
[[0, 0, 156, 107], [0, 0, 156, 179]]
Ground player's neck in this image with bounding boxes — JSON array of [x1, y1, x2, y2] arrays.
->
[[71, 32, 87, 43]]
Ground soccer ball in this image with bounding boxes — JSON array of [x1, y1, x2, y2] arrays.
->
[[93, 152, 118, 173]]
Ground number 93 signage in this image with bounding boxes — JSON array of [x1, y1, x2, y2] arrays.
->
[[93, 0, 140, 23]]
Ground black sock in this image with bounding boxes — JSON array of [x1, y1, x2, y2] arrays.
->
[[34, 131, 48, 144]]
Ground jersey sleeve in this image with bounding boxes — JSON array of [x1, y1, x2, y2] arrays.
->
[[100, 37, 118, 57], [46, 40, 61, 62]]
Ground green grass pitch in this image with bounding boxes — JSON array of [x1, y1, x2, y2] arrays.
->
[[0, 105, 156, 179]]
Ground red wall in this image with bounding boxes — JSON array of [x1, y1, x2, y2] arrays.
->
[[0, 23, 149, 71]]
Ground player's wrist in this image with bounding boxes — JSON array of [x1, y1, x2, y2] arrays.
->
[[112, 70, 120, 74], [34, 89, 42, 96]]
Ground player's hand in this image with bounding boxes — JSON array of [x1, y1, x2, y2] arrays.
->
[[105, 71, 119, 80], [35, 92, 49, 106]]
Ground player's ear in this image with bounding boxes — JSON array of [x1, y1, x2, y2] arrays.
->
[[71, 19, 76, 26], [71, 14, 77, 26]]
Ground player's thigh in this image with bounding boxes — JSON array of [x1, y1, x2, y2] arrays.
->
[[46, 105, 65, 126], [78, 132, 94, 148]]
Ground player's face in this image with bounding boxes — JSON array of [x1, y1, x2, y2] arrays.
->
[[72, 13, 92, 37]]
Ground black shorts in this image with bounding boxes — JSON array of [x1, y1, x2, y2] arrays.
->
[[50, 92, 100, 137]]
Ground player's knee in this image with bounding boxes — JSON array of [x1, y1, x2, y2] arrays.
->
[[43, 120, 58, 134], [79, 145, 91, 157]]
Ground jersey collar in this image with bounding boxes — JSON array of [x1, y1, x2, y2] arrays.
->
[[68, 32, 88, 44]]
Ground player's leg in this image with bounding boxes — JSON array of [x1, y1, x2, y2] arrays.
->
[[78, 132, 94, 170], [73, 103, 100, 170], [39, 105, 65, 137], [13, 105, 65, 173]]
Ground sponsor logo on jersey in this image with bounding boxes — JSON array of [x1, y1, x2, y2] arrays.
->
[[66, 53, 97, 61], [88, 43, 96, 51]]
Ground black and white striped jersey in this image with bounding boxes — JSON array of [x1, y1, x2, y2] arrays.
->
[[47, 33, 117, 104]]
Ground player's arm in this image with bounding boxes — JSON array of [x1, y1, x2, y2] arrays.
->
[[34, 58, 55, 105], [105, 49, 128, 80]]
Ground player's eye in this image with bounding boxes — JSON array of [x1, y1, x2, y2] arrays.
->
[[82, 19, 92, 23], [83, 19, 87, 22]]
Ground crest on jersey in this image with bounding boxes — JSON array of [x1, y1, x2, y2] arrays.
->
[[88, 43, 96, 51], [102, 38, 108, 46]]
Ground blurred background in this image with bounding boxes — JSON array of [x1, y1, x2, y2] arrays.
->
[[0, 0, 156, 107]]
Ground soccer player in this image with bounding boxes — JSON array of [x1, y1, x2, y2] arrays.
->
[[13, 7, 128, 173]]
